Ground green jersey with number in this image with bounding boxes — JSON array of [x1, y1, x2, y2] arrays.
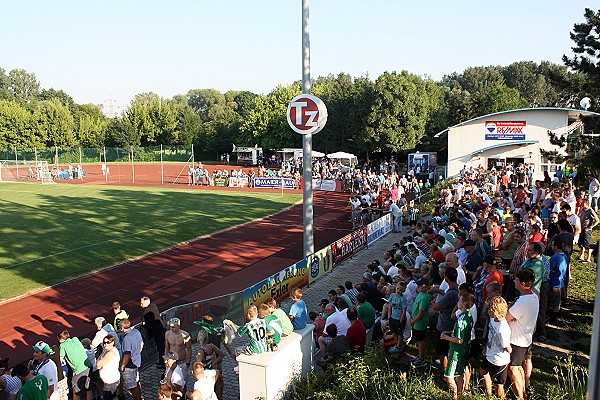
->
[[238, 318, 272, 354]]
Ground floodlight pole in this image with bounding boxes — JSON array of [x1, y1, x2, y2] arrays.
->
[[588, 243, 600, 400], [301, 0, 314, 257]]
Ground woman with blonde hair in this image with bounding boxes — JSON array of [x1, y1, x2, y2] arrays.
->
[[196, 330, 224, 399]]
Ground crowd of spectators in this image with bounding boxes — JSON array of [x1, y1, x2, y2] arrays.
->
[[301, 162, 599, 399]]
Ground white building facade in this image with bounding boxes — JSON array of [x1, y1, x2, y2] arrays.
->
[[435, 108, 600, 180]]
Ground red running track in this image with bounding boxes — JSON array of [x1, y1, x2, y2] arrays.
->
[[0, 190, 352, 364]]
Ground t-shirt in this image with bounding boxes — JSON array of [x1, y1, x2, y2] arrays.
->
[[439, 267, 466, 292], [388, 293, 407, 320], [455, 306, 478, 341], [411, 292, 430, 331], [192, 369, 218, 400], [324, 310, 351, 336], [17, 375, 48, 400], [35, 359, 58, 400], [520, 257, 543, 295], [403, 280, 418, 311], [264, 314, 282, 345], [346, 320, 366, 353], [121, 328, 144, 368], [238, 318, 272, 354], [327, 335, 350, 360], [357, 302, 375, 329], [169, 364, 185, 389], [508, 293, 539, 347], [59, 337, 89, 375], [483, 270, 504, 304], [485, 318, 511, 366], [272, 308, 294, 335], [436, 287, 459, 332], [448, 311, 473, 357], [549, 253, 569, 289], [290, 300, 308, 330]]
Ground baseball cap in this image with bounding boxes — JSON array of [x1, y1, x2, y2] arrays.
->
[[32, 341, 52, 354], [162, 351, 179, 361]]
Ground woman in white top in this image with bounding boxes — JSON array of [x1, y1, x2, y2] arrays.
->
[[188, 362, 218, 400], [96, 334, 120, 400]]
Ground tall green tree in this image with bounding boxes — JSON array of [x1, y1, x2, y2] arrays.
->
[[122, 93, 177, 145], [32, 99, 75, 147], [365, 71, 443, 156], [0, 99, 40, 148], [72, 104, 107, 147], [8, 69, 40, 103]]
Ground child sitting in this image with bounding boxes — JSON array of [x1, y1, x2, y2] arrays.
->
[[224, 305, 273, 358], [258, 304, 282, 351]]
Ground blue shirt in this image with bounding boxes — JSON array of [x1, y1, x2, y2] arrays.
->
[[549, 253, 569, 289], [290, 300, 308, 330], [388, 293, 407, 320], [122, 328, 143, 368]]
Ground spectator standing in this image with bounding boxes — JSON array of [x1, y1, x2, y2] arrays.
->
[[58, 331, 92, 400], [195, 330, 224, 400], [96, 334, 120, 400], [432, 268, 460, 374], [165, 318, 192, 376], [111, 302, 129, 333], [91, 317, 121, 356], [119, 319, 144, 400], [578, 199, 599, 263], [31, 341, 58, 400], [548, 238, 569, 326], [506, 269, 539, 400], [410, 278, 430, 367], [162, 352, 185, 400]]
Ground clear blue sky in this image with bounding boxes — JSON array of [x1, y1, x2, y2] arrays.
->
[[1, 1, 591, 114]]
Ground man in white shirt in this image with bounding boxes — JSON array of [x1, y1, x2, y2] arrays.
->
[[506, 269, 539, 400], [32, 341, 58, 400], [561, 204, 581, 245], [589, 176, 600, 212]]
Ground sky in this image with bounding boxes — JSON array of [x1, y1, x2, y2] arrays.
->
[[1, 1, 592, 115]]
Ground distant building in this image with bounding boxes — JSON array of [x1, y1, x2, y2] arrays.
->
[[435, 108, 600, 179]]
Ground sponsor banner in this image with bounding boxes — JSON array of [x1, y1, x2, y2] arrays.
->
[[242, 258, 308, 312], [254, 177, 296, 189], [213, 177, 227, 186], [331, 227, 368, 266], [367, 213, 393, 245], [313, 179, 337, 192], [308, 245, 333, 284], [485, 120, 526, 140]]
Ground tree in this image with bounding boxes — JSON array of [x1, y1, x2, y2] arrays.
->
[[365, 71, 443, 155], [0, 99, 40, 148], [122, 93, 178, 145], [32, 99, 76, 147], [7, 69, 40, 102], [560, 8, 600, 179], [72, 104, 107, 147]]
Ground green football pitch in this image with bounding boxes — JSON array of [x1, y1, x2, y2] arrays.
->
[[0, 183, 301, 301]]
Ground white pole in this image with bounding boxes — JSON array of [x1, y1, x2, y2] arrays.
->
[[104, 146, 108, 183], [79, 147, 82, 166], [161, 144, 164, 185], [14, 146, 18, 179], [131, 146, 135, 184], [35, 147, 40, 184], [192, 143, 195, 167], [55, 146, 58, 167]]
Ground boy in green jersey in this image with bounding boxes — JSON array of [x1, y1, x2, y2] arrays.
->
[[224, 305, 273, 357], [410, 278, 430, 367], [441, 293, 474, 400], [12, 364, 48, 400], [259, 304, 282, 351]]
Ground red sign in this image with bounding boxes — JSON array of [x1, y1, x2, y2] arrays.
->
[[287, 94, 328, 135], [331, 227, 368, 265]]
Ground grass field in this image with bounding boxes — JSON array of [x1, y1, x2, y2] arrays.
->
[[0, 183, 302, 301]]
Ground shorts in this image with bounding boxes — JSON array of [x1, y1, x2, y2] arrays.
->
[[436, 330, 450, 357], [89, 369, 101, 386], [579, 230, 592, 249], [592, 197, 599, 209], [445, 351, 468, 378], [510, 344, 532, 366], [480, 358, 509, 385], [548, 287, 562, 310], [102, 381, 119, 400], [121, 367, 139, 390], [389, 317, 403, 334], [411, 328, 426, 343], [71, 368, 90, 394]]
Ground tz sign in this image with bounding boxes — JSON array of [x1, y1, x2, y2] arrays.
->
[[287, 94, 328, 135]]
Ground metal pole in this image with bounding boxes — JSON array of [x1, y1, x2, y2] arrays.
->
[[301, 0, 314, 257], [161, 144, 164, 185], [131, 146, 135, 184], [34, 147, 38, 183], [588, 243, 600, 400], [104, 146, 108, 183]]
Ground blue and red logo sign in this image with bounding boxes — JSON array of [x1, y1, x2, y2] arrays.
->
[[485, 121, 526, 140]]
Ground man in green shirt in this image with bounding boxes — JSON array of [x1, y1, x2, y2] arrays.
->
[[520, 242, 544, 295], [410, 278, 431, 367], [356, 293, 375, 329], [58, 330, 92, 400], [12, 364, 48, 400]]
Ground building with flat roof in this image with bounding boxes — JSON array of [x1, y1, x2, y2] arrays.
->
[[434, 107, 600, 179]]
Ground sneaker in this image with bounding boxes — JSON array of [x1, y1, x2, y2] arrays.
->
[[233, 366, 239, 374], [389, 345, 402, 354], [434, 358, 441, 366], [411, 358, 428, 367]]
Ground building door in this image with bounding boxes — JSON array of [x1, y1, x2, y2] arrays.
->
[[506, 157, 524, 167], [487, 158, 506, 170]]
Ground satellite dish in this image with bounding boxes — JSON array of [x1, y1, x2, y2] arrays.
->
[[580, 97, 591, 110]]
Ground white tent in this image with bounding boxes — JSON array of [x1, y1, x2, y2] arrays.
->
[[312, 150, 325, 158], [327, 151, 358, 166]]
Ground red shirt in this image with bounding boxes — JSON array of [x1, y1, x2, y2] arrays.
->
[[529, 232, 544, 245], [483, 270, 504, 304], [346, 319, 366, 353], [431, 249, 446, 264]]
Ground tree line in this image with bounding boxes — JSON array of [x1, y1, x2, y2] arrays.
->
[[1, 8, 598, 166]]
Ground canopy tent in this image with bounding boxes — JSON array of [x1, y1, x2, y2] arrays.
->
[[278, 148, 326, 160], [326, 151, 358, 166], [312, 150, 325, 158]]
